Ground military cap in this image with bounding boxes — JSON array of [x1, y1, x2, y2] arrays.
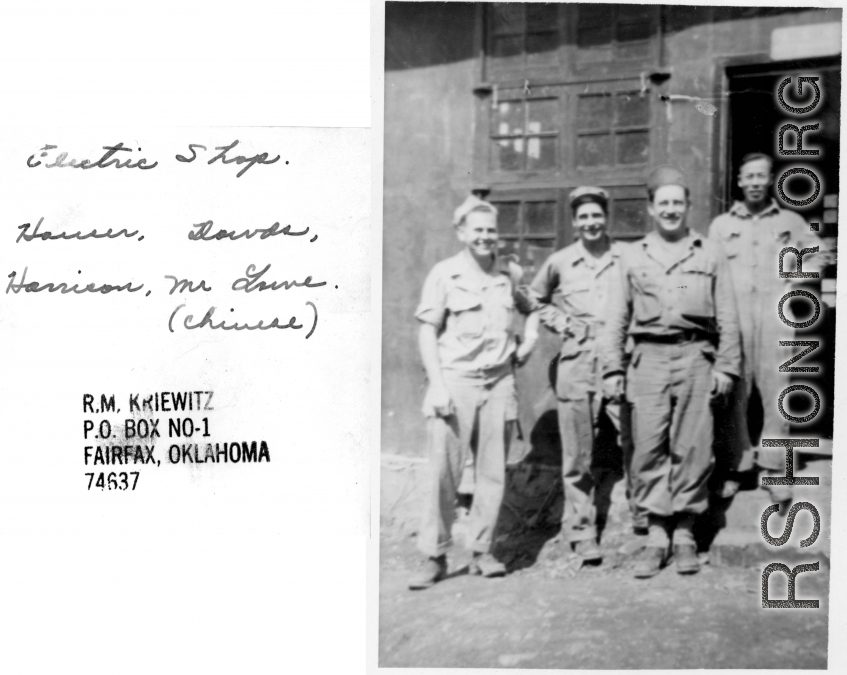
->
[[647, 165, 688, 191], [452, 195, 498, 226], [569, 186, 609, 206]]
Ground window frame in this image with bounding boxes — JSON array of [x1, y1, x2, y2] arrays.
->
[[573, 89, 652, 170], [485, 3, 565, 80], [483, 4, 661, 82], [604, 184, 652, 241], [567, 3, 661, 73], [487, 188, 565, 283], [488, 88, 562, 175]]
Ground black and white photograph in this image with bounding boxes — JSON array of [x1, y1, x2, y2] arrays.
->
[[379, 2, 840, 668]]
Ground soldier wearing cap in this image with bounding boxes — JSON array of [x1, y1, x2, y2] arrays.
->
[[408, 195, 533, 590], [600, 166, 741, 578], [523, 186, 646, 563], [709, 152, 826, 503]]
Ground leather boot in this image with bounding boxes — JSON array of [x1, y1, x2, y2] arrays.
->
[[408, 555, 447, 590], [673, 544, 701, 574], [633, 546, 667, 579]]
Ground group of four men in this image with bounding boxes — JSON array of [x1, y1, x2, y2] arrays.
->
[[410, 153, 822, 588]]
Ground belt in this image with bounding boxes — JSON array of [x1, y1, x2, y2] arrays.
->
[[634, 329, 710, 345], [444, 361, 512, 382]]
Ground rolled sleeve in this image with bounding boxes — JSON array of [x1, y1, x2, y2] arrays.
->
[[528, 257, 558, 304], [528, 255, 572, 332], [415, 268, 447, 328]]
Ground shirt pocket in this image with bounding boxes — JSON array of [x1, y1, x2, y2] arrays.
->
[[629, 266, 662, 325], [446, 287, 485, 338], [677, 258, 715, 319], [490, 289, 516, 336]]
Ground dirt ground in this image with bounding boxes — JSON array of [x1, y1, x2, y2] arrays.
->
[[379, 527, 829, 670]]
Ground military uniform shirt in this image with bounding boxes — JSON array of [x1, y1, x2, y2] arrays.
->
[[528, 239, 625, 357], [415, 250, 528, 379], [601, 230, 741, 377]]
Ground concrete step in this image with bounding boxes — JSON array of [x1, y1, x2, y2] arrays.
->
[[708, 457, 832, 567]]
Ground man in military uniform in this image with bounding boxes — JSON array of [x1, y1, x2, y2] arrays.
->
[[409, 195, 532, 590], [601, 166, 741, 578], [522, 186, 646, 563], [709, 153, 825, 502]]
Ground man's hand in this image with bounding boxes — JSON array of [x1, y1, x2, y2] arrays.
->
[[424, 382, 454, 418], [518, 313, 540, 367], [603, 374, 625, 402], [711, 371, 734, 399]]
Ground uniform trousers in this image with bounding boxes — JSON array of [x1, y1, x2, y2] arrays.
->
[[627, 340, 715, 518], [417, 372, 516, 557], [557, 348, 646, 542]]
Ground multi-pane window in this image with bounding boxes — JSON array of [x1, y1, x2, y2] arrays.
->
[[490, 96, 559, 172], [576, 92, 650, 167], [491, 196, 559, 282], [485, 4, 657, 75], [488, 3, 560, 72], [576, 4, 655, 63]]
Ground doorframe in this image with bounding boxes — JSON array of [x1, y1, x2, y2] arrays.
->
[[713, 55, 841, 215]]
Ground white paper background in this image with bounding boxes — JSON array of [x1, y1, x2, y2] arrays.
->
[[0, 2, 371, 674]]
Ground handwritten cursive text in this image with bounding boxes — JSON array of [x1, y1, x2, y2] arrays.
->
[[17, 217, 142, 243], [231, 264, 326, 292], [26, 143, 158, 170], [188, 220, 310, 241], [175, 140, 281, 178], [169, 302, 318, 338], [7, 268, 144, 295]]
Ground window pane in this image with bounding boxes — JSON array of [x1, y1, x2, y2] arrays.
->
[[616, 93, 649, 127], [577, 24, 612, 48], [494, 203, 521, 236], [577, 134, 613, 167], [491, 3, 524, 34], [611, 199, 648, 237], [524, 239, 556, 282], [527, 98, 557, 133], [492, 34, 523, 58], [617, 5, 653, 24], [492, 138, 524, 171], [526, 137, 556, 170], [577, 95, 612, 130], [526, 31, 558, 60], [615, 130, 650, 165], [577, 4, 610, 29], [497, 237, 519, 259], [524, 201, 557, 235], [617, 21, 652, 42], [492, 100, 525, 136], [527, 3, 558, 31]]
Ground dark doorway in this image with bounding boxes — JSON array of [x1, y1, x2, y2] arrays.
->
[[726, 58, 841, 214]]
